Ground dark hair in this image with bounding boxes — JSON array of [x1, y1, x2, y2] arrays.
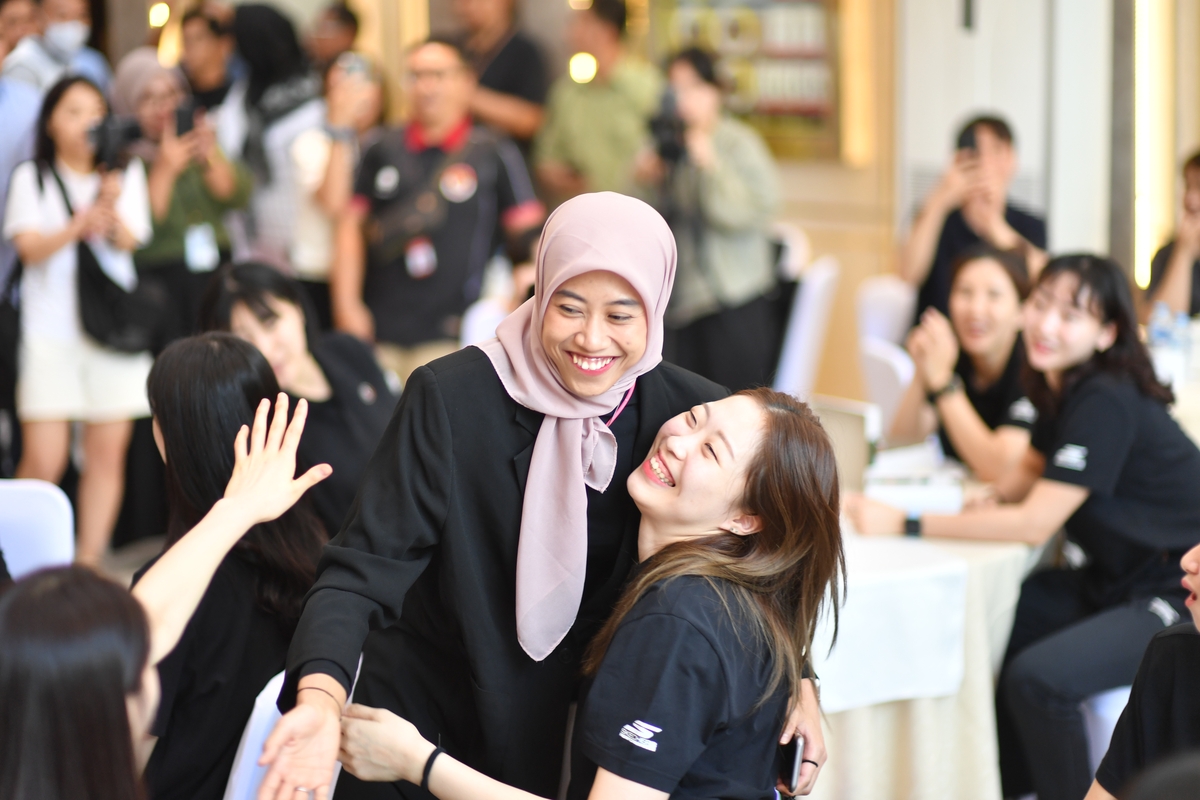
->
[[233, 4, 310, 103], [181, 6, 229, 37], [584, 388, 846, 704], [1123, 751, 1200, 800], [1023, 254, 1173, 415], [323, 1, 358, 34], [35, 76, 107, 171], [0, 566, 149, 800], [587, 0, 626, 34], [147, 333, 326, 624], [949, 243, 1031, 301], [956, 114, 1014, 148], [669, 46, 720, 89], [1184, 149, 1200, 176], [199, 262, 320, 349], [413, 35, 472, 71]]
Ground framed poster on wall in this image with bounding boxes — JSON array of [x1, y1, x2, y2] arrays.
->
[[647, 0, 839, 159]]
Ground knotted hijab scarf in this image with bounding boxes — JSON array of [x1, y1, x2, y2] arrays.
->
[[480, 192, 677, 661]]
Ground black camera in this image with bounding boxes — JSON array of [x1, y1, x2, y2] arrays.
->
[[649, 89, 686, 165], [175, 97, 195, 136], [89, 116, 142, 170]]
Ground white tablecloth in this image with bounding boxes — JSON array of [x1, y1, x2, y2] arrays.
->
[[810, 539, 1033, 800]]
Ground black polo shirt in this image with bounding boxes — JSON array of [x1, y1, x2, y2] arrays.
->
[[569, 575, 787, 800], [1148, 240, 1200, 315], [1096, 623, 1200, 796], [938, 336, 1036, 461], [1031, 372, 1200, 605], [916, 204, 1046, 320], [352, 118, 541, 347]]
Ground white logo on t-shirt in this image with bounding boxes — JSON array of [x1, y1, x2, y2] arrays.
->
[[1053, 444, 1088, 471], [619, 720, 662, 752], [1008, 397, 1038, 424]]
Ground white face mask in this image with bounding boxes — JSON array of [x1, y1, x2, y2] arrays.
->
[[43, 20, 90, 58]]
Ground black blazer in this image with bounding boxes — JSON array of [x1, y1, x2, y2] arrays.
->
[[283, 346, 726, 797]]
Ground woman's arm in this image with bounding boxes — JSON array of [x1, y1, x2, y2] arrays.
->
[[11, 214, 89, 263], [887, 373, 938, 446], [920, 478, 1087, 545], [470, 87, 544, 141], [935, 391, 1030, 481], [131, 394, 331, 666], [1145, 221, 1200, 318]]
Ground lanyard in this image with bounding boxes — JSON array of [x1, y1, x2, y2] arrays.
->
[[605, 380, 636, 427]]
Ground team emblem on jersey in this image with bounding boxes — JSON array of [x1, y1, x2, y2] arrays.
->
[[405, 236, 438, 279], [619, 720, 662, 752], [375, 165, 400, 195], [1053, 444, 1088, 471], [440, 163, 478, 203]]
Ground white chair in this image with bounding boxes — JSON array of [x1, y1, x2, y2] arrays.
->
[[223, 656, 364, 800], [0, 478, 74, 578], [770, 221, 813, 281], [773, 256, 840, 401], [856, 275, 917, 346], [859, 336, 915, 435], [1082, 685, 1132, 774]]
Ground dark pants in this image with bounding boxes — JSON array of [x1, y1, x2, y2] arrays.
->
[[997, 569, 1184, 800], [664, 294, 781, 392]]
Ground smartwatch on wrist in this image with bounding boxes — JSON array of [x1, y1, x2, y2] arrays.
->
[[926, 373, 964, 405], [904, 516, 922, 537]]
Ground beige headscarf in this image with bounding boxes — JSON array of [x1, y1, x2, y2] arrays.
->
[[479, 192, 677, 661]]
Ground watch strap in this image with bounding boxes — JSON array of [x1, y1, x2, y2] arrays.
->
[[904, 516, 922, 537]]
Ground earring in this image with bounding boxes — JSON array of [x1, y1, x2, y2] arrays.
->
[[729, 526, 740, 535]]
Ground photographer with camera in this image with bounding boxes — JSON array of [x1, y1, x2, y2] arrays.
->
[[3, 74, 151, 565], [112, 47, 250, 344], [633, 47, 779, 391]]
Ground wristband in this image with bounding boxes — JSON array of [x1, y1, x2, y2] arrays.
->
[[421, 747, 444, 792], [926, 373, 964, 405], [904, 516, 922, 537], [325, 124, 357, 142], [297, 685, 342, 709]]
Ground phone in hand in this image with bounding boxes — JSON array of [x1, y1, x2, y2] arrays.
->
[[175, 99, 195, 136], [779, 736, 804, 795], [956, 124, 978, 154]]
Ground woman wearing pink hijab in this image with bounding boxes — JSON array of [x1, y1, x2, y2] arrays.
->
[[258, 193, 824, 800]]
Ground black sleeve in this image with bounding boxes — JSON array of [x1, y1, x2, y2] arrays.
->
[[497, 37, 548, 105], [1039, 381, 1136, 493], [577, 613, 730, 793], [352, 140, 385, 202], [494, 138, 540, 219], [280, 364, 453, 706], [998, 392, 1038, 432], [1008, 208, 1047, 249]]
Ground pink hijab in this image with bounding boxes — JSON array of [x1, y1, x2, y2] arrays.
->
[[480, 192, 676, 661]]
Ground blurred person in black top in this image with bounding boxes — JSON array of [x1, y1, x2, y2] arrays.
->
[[899, 115, 1047, 320], [331, 37, 543, 385], [847, 254, 1200, 800], [180, 5, 235, 111], [132, 334, 327, 800], [201, 263, 396, 534], [889, 245, 1036, 480], [1144, 151, 1200, 319], [306, 2, 358, 75], [452, 0, 547, 156]]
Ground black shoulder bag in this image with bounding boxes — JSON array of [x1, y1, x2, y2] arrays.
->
[[48, 166, 163, 353]]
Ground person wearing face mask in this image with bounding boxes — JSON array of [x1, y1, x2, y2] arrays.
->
[[201, 263, 396, 535], [0, 390, 329, 800], [888, 245, 1036, 480], [2, 0, 110, 94], [1144, 151, 1200, 319], [111, 47, 251, 344], [633, 47, 779, 392], [255, 193, 828, 800], [847, 255, 1200, 800], [1081, 541, 1200, 800], [900, 116, 1047, 322]]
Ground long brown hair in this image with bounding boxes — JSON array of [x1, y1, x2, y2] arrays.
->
[[584, 388, 846, 704]]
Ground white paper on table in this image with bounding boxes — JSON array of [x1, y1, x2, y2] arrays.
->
[[811, 534, 969, 714]]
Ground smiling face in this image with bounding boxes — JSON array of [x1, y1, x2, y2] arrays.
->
[[628, 395, 766, 541], [1022, 273, 1116, 381], [1183, 543, 1200, 631], [228, 295, 310, 393], [539, 270, 648, 397], [949, 257, 1023, 361]]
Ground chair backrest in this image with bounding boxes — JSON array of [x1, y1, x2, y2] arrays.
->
[[0, 479, 74, 578], [808, 395, 883, 493], [1082, 685, 1132, 775], [858, 336, 915, 435], [856, 275, 917, 345], [773, 256, 840, 400], [770, 221, 812, 282]]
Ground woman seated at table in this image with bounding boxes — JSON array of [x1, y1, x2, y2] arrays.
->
[[1083, 541, 1200, 800], [201, 263, 397, 534], [888, 245, 1035, 481], [846, 254, 1200, 800], [333, 388, 846, 800]]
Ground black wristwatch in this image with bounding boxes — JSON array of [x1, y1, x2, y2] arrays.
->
[[904, 516, 922, 537], [926, 373, 964, 405]]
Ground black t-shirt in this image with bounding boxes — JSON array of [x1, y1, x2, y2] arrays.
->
[[353, 123, 539, 347], [300, 333, 397, 534], [1031, 372, 1200, 604], [569, 576, 787, 800], [466, 30, 547, 150], [1096, 623, 1200, 795], [1148, 240, 1200, 315], [938, 336, 1037, 461], [189, 79, 233, 111], [134, 553, 294, 800], [916, 204, 1047, 320]]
